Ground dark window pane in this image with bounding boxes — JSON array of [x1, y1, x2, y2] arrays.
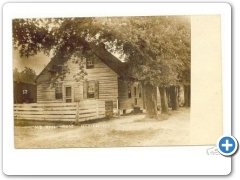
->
[[86, 80, 97, 99], [135, 98, 138, 105], [128, 90, 131, 99], [55, 93, 62, 99], [86, 59, 94, 69], [87, 93, 94, 99], [87, 81, 95, 94], [55, 83, 62, 99]]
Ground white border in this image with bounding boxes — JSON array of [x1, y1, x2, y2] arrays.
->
[[3, 3, 231, 175]]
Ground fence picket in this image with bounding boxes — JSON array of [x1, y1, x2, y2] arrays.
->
[[14, 100, 109, 122]]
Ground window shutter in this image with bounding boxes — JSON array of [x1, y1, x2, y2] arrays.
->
[[83, 81, 88, 99], [94, 81, 99, 99]]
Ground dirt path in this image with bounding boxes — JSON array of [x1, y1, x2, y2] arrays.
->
[[14, 108, 190, 148]]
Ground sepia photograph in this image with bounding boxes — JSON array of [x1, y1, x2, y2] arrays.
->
[[13, 16, 191, 148], [3, 2, 232, 175]]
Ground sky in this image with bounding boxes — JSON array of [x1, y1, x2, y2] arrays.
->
[[13, 50, 52, 75], [13, 47, 123, 76]]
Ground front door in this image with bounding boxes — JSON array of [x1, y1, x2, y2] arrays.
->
[[65, 86, 72, 103]]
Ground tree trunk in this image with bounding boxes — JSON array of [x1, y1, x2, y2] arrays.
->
[[142, 83, 158, 119], [169, 86, 179, 110], [142, 82, 146, 109], [176, 86, 180, 108], [176, 86, 179, 109], [166, 87, 171, 108], [184, 85, 191, 107], [158, 86, 168, 114]]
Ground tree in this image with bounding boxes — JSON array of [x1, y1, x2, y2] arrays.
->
[[13, 16, 191, 119], [13, 67, 37, 84], [92, 16, 190, 117], [159, 86, 168, 114]]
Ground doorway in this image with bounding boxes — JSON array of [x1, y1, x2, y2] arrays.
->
[[65, 86, 72, 103]]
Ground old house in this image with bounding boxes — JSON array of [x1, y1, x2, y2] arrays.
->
[[14, 81, 37, 104], [35, 44, 144, 114]]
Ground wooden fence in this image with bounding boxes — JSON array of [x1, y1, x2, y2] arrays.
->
[[14, 100, 109, 122]]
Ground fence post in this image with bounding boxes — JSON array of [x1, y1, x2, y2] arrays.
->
[[76, 102, 79, 122]]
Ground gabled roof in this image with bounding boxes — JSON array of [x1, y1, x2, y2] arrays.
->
[[89, 43, 129, 76], [35, 42, 129, 83]]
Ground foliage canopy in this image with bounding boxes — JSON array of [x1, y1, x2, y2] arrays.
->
[[13, 16, 191, 86]]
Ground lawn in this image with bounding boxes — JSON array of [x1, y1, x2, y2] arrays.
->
[[14, 107, 190, 148]]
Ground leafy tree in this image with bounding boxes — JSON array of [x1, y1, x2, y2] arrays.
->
[[92, 16, 190, 115], [13, 67, 37, 84], [13, 16, 190, 119]]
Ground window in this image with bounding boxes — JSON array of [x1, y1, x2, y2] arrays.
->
[[83, 81, 99, 99], [128, 89, 131, 99], [135, 98, 138, 105], [55, 83, 62, 99], [86, 59, 94, 69], [138, 84, 142, 98], [87, 81, 95, 99]]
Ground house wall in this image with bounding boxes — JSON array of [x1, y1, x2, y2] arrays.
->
[[118, 79, 144, 111], [14, 81, 37, 104], [37, 83, 56, 102], [85, 59, 118, 108], [37, 56, 119, 109]]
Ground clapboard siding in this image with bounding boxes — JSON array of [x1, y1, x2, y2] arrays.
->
[[74, 84, 81, 102], [37, 55, 118, 109], [118, 79, 144, 110], [85, 57, 118, 108], [37, 83, 59, 102]]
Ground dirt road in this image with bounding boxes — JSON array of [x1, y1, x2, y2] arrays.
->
[[14, 108, 190, 148]]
